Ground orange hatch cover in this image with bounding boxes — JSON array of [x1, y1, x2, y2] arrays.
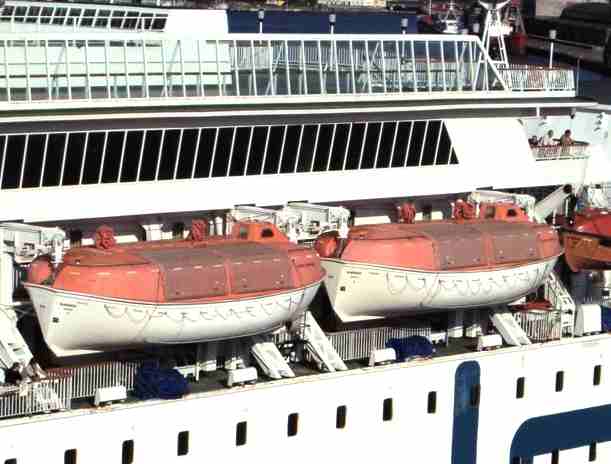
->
[[316, 217, 561, 272]]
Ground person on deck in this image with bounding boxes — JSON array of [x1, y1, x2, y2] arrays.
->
[[560, 129, 574, 146], [539, 130, 556, 146], [5, 362, 25, 385]]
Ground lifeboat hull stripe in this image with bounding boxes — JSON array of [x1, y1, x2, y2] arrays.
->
[[24, 280, 322, 352], [320, 257, 558, 322]]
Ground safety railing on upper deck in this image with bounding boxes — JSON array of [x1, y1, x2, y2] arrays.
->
[[531, 141, 589, 161], [498, 64, 575, 92], [1, 1, 169, 33], [0, 32, 576, 107]]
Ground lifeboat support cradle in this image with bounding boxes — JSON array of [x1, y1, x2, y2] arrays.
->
[[250, 336, 295, 379], [489, 306, 532, 346]]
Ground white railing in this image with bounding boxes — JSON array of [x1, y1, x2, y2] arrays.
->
[[532, 142, 589, 161], [48, 359, 150, 399], [325, 325, 431, 361], [498, 65, 575, 92], [0, 373, 72, 419], [1, 1, 169, 33], [514, 310, 562, 342], [0, 32, 524, 105]]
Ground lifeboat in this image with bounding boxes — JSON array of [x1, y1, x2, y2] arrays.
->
[[314, 201, 562, 322], [25, 221, 324, 354], [562, 208, 611, 272]]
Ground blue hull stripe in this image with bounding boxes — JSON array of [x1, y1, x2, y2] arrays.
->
[[451, 360, 481, 464], [510, 404, 611, 463]]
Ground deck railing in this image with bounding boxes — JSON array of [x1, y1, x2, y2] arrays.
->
[[0, 32, 575, 107], [0, 372, 72, 419], [498, 64, 575, 92], [1, 1, 169, 33], [48, 359, 151, 399], [514, 310, 562, 342], [531, 141, 589, 161]]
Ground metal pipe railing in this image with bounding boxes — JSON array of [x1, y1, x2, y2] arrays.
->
[[0, 32, 543, 105], [531, 142, 589, 161]]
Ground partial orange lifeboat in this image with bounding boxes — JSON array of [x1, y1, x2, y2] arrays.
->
[[561, 208, 611, 272], [315, 202, 562, 322], [25, 221, 324, 354]]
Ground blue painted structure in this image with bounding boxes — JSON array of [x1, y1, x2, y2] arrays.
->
[[451, 361, 481, 464], [510, 405, 611, 463]]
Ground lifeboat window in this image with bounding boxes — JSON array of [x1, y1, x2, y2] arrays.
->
[[177, 431, 189, 456], [593, 365, 602, 386], [516, 377, 525, 399], [507, 209, 518, 217], [382, 398, 393, 422], [172, 223, 185, 239], [485, 206, 496, 219], [555, 371, 564, 392], [287, 413, 299, 437], [64, 449, 77, 464], [121, 440, 134, 464], [69, 230, 82, 247], [427, 391, 437, 413], [239, 227, 248, 239], [236, 421, 247, 446], [589, 442, 597, 461], [261, 228, 274, 238], [336, 405, 347, 429], [551, 449, 559, 464]]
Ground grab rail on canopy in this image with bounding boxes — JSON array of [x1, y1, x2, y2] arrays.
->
[[0, 32, 575, 106]]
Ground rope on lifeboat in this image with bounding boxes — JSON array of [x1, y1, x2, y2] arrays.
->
[[104, 304, 127, 319]]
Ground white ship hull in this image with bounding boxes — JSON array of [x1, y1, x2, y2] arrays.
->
[[24, 281, 322, 353], [1, 335, 610, 464], [321, 257, 558, 322]]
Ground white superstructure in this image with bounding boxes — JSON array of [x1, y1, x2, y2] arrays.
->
[[0, 3, 611, 463]]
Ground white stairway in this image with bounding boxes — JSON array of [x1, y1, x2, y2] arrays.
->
[[544, 271, 576, 336], [302, 312, 348, 372], [250, 337, 295, 380], [489, 307, 532, 346]]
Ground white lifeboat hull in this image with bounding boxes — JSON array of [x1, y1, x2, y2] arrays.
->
[[24, 280, 322, 354], [321, 257, 558, 322]]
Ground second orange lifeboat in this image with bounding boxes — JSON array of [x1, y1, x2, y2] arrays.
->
[[315, 202, 562, 322]]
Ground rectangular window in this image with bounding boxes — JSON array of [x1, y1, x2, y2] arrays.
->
[[64, 449, 77, 464], [427, 391, 437, 414], [121, 440, 133, 464], [594, 365, 602, 386], [5, 459, 17, 464], [287, 413, 299, 437], [589, 442, 597, 461], [555, 371, 564, 392], [382, 398, 393, 421], [336, 405, 347, 429], [551, 449, 559, 464], [470, 384, 481, 407], [177, 431, 189, 456], [511, 458, 521, 464], [236, 421, 247, 446], [516, 377, 525, 399]]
